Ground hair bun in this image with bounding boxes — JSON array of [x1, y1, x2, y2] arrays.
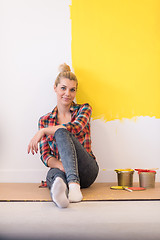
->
[[59, 63, 71, 73]]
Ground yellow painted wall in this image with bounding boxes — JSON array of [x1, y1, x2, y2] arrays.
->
[[70, 0, 160, 121]]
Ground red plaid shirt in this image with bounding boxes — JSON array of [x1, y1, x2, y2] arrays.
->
[[38, 102, 96, 167]]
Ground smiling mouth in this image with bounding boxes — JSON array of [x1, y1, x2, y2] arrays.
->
[[63, 97, 71, 101]]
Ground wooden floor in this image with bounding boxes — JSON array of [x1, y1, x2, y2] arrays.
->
[[0, 182, 160, 201]]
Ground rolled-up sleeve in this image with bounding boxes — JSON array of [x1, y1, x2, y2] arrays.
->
[[62, 103, 92, 135], [38, 118, 54, 167]]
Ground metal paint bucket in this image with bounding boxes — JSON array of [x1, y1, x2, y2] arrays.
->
[[139, 172, 156, 188], [115, 169, 134, 187]]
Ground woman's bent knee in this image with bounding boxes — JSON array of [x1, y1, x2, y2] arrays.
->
[[55, 127, 68, 136]]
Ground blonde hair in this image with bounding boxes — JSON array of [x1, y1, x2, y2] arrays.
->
[[55, 63, 78, 88]]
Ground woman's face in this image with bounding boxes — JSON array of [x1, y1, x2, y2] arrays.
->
[[54, 77, 77, 106]]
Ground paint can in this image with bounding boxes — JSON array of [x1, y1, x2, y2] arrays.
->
[[139, 171, 156, 188], [115, 169, 134, 187]]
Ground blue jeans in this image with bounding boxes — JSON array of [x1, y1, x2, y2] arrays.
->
[[46, 128, 99, 189]]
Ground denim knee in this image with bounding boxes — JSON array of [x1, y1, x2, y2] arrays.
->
[[54, 127, 69, 139]]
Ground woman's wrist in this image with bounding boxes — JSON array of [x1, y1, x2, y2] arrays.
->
[[40, 128, 46, 137], [43, 126, 55, 136]]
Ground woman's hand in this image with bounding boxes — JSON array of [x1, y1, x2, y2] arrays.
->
[[58, 162, 65, 172], [28, 129, 45, 155], [27, 125, 66, 155], [47, 157, 65, 172]]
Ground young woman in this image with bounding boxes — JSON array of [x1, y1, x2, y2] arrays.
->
[[28, 63, 99, 208]]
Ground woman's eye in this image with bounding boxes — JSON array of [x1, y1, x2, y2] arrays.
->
[[61, 87, 66, 90], [71, 89, 75, 92]]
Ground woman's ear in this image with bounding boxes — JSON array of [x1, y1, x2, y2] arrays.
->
[[54, 84, 57, 92]]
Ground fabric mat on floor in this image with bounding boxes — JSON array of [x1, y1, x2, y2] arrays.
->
[[0, 183, 160, 202]]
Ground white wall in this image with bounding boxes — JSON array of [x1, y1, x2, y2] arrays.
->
[[91, 118, 160, 183], [0, 0, 160, 183], [0, 0, 72, 182]]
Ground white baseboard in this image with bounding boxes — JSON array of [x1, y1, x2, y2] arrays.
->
[[0, 169, 48, 183], [0, 169, 159, 183]]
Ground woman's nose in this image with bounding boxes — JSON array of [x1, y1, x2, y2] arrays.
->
[[65, 89, 70, 96]]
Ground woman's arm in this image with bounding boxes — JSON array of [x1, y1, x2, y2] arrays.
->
[[28, 125, 66, 155], [47, 157, 65, 172], [28, 128, 45, 155], [43, 125, 66, 136], [62, 103, 92, 135]]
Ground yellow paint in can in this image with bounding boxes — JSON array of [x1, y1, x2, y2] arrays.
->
[[115, 168, 134, 172]]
